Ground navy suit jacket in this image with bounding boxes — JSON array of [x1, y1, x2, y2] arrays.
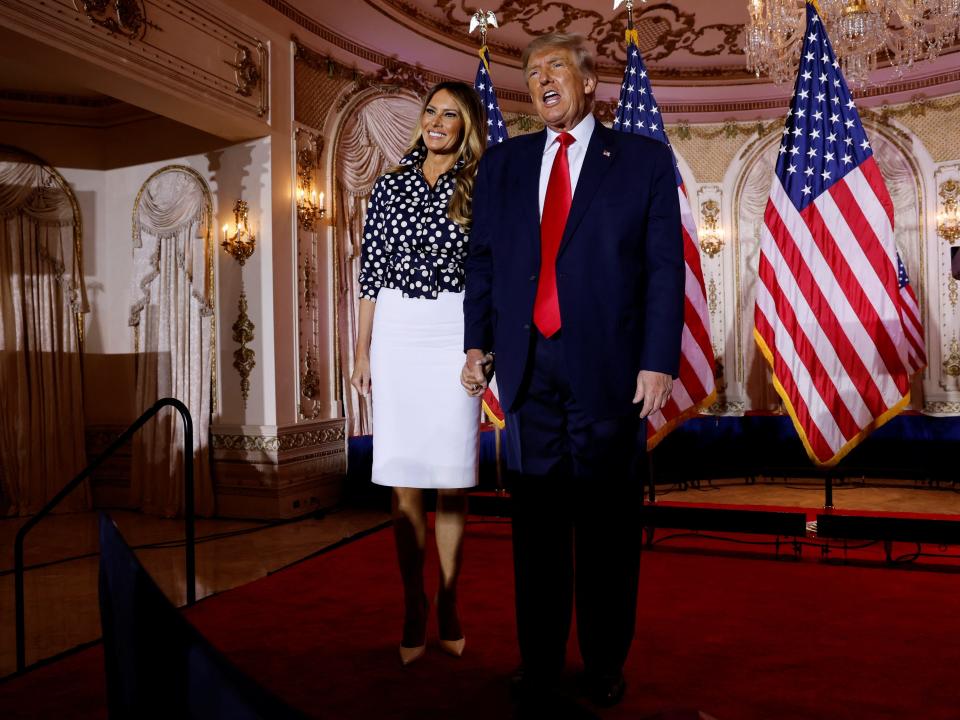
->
[[464, 119, 685, 421]]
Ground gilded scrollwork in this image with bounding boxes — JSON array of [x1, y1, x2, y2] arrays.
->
[[73, 0, 158, 40], [944, 337, 960, 378], [225, 42, 269, 117], [336, 57, 432, 110], [233, 291, 256, 408], [430, 1, 743, 65]]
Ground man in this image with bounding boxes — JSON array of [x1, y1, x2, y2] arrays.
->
[[461, 32, 684, 713]]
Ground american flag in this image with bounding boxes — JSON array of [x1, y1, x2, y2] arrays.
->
[[612, 30, 717, 450], [475, 45, 507, 428], [754, 3, 925, 467], [475, 46, 507, 146]]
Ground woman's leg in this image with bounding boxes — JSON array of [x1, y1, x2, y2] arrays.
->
[[435, 488, 469, 641], [392, 487, 428, 648]]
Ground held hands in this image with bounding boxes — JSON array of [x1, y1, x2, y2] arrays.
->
[[351, 355, 371, 397], [633, 369, 673, 419], [460, 349, 494, 397]]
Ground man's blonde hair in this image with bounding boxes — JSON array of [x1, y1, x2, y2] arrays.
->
[[521, 33, 597, 81]]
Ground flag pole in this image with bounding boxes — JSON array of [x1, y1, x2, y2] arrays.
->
[[470, 9, 507, 498]]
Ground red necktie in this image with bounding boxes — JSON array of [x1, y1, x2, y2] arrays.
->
[[533, 132, 574, 337]]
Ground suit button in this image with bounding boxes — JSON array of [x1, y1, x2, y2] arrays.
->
[[523, 323, 530, 330], [558, 272, 566, 279], [529, 274, 537, 281]]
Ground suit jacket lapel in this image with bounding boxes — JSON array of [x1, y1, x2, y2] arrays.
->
[[517, 129, 546, 255], [558, 121, 615, 258]]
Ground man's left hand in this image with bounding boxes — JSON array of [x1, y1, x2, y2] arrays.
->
[[633, 370, 673, 419]]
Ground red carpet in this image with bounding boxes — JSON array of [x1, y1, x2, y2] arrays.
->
[[3, 518, 960, 719]]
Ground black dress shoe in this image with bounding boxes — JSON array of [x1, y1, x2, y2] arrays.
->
[[578, 670, 627, 708]]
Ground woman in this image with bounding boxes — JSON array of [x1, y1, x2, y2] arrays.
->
[[351, 81, 486, 666]]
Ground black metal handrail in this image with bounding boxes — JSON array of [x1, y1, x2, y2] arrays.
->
[[14, 397, 196, 674]]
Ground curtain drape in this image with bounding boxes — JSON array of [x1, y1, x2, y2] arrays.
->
[[336, 94, 421, 436], [0, 151, 89, 516], [129, 168, 214, 518]]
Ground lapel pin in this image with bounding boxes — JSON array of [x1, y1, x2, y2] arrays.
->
[[602, 149, 612, 157]]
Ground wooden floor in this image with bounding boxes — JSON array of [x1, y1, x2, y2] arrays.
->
[[0, 507, 389, 677], [657, 476, 960, 514], [2, 477, 959, 678]]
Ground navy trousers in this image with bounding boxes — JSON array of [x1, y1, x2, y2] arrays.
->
[[504, 330, 645, 681]]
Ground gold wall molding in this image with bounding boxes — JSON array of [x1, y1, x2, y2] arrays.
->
[[0, 1, 270, 128], [923, 400, 960, 414], [232, 291, 256, 409], [944, 337, 960, 378], [211, 419, 345, 455], [210, 418, 346, 518]]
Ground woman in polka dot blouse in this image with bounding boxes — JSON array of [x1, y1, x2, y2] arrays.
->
[[350, 81, 487, 666]]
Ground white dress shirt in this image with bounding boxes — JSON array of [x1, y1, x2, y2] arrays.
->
[[538, 113, 596, 219]]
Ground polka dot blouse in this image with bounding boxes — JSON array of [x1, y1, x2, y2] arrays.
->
[[358, 144, 470, 301]]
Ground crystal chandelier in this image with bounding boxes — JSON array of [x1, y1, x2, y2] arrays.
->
[[746, 0, 960, 89]]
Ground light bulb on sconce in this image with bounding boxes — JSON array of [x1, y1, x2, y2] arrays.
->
[[698, 199, 724, 257], [222, 200, 256, 265], [296, 185, 326, 232]]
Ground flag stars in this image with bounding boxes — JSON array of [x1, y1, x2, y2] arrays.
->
[[802, 70, 813, 81], [790, 146, 800, 156], [811, 128, 821, 139], [807, 147, 818, 159], [830, 112, 840, 123], [787, 164, 797, 174], [813, 110, 823, 121], [845, 118, 855, 129], [824, 151, 835, 162], [819, 73, 828, 83], [808, 32, 818, 41], [805, 51, 815, 62], [842, 153, 853, 164], [846, 98, 856, 110], [802, 184, 812, 195], [816, 92, 825, 103], [821, 169, 832, 181], [827, 131, 837, 142], [861, 138, 871, 150], [804, 166, 815, 177], [799, 89, 810, 100]]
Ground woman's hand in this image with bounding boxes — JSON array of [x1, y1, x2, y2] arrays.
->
[[460, 349, 494, 397], [352, 354, 372, 397]]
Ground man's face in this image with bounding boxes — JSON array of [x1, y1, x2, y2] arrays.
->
[[525, 46, 596, 133]]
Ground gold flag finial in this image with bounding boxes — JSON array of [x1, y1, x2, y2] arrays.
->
[[469, 10, 499, 49]]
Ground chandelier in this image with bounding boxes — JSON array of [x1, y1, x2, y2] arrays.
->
[[746, 0, 960, 89]]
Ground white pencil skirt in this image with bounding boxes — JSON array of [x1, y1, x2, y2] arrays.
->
[[369, 288, 480, 489]]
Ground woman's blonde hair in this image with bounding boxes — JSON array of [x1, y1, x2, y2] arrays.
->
[[390, 81, 486, 229]]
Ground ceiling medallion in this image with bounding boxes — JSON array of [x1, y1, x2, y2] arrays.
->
[[746, 0, 960, 89]]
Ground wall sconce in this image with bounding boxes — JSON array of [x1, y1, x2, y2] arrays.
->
[[222, 200, 256, 265], [296, 186, 325, 232], [938, 180, 960, 243], [698, 199, 724, 257], [296, 138, 326, 232]]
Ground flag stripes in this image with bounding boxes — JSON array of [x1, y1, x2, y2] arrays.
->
[[753, 2, 923, 467]]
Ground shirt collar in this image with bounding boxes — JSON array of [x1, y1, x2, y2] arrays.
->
[[399, 143, 464, 177], [544, 113, 595, 154]]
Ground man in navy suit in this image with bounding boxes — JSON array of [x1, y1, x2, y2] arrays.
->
[[461, 33, 683, 712]]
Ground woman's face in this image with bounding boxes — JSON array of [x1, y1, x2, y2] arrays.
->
[[420, 89, 465, 157]]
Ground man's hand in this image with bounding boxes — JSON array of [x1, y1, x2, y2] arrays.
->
[[633, 370, 673, 419], [461, 349, 494, 397]]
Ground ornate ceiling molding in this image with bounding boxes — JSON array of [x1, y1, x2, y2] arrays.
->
[[367, 0, 748, 81], [277, 0, 960, 113]]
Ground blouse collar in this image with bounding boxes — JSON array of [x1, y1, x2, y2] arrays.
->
[[400, 142, 464, 178]]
